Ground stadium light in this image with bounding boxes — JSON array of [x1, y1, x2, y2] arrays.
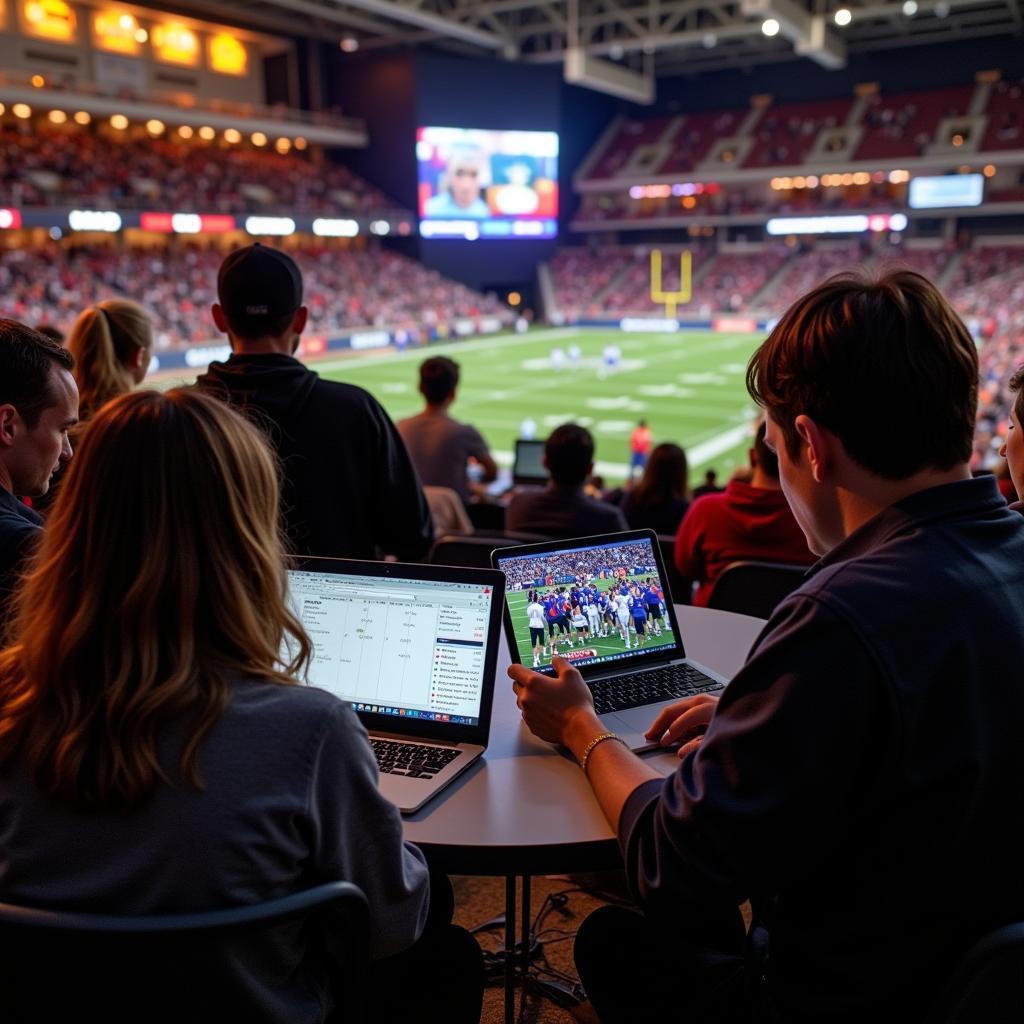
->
[[171, 213, 201, 234], [251, 132, 268, 147], [223, 128, 241, 144], [12, 103, 31, 119], [244, 216, 295, 236], [69, 210, 122, 232], [761, 18, 780, 35], [0, 104, 5, 116], [275, 137, 291, 154], [74, 110, 91, 125], [198, 126, 215, 141], [294, 137, 308, 151], [110, 114, 129, 130], [834, 7, 852, 25], [146, 119, 165, 135], [0, 209, 23, 230], [902, 0, 918, 13], [312, 218, 359, 237], [340, 35, 359, 52], [369, 220, 391, 236], [48, 110, 67, 124], [31, 74, 45, 88], [178, 125, 194, 139]]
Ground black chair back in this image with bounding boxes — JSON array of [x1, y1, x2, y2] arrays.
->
[[430, 531, 550, 568], [926, 922, 1024, 1024], [706, 560, 808, 620], [466, 501, 506, 533], [0, 881, 368, 1024]]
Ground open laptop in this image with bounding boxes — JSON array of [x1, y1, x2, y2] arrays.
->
[[492, 529, 727, 752], [286, 557, 506, 814], [512, 439, 548, 486]]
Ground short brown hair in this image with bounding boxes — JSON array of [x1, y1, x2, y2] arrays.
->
[[0, 319, 74, 427], [545, 423, 595, 486], [419, 356, 460, 405], [746, 270, 977, 479]]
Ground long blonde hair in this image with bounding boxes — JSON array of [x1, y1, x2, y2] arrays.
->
[[0, 389, 310, 810], [67, 299, 153, 419]]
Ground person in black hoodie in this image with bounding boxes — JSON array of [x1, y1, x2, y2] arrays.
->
[[197, 245, 433, 561]]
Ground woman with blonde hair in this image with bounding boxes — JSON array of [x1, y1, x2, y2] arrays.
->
[[0, 389, 482, 1022], [67, 299, 153, 420]]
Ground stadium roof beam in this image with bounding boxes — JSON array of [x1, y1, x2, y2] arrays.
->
[[740, 0, 847, 66]]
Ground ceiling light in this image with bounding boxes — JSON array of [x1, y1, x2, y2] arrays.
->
[[224, 128, 242, 143], [110, 114, 129, 130], [48, 109, 67, 124], [251, 131, 268, 147], [834, 7, 852, 25], [178, 125, 194, 139], [339, 35, 359, 52], [13, 103, 33, 119], [198, 125, 215, 140], [761, 18, 780, 36], [146, 119, 165, 135], [902, 0, 918, 14], [74, 111, 91, 125]]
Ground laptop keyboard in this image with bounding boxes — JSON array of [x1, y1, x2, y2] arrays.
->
[[371, 739, 460, 779], [590, 663, 723, 715]]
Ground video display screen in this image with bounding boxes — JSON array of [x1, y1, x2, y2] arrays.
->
[[416, 127, 558, 241], [908, 174, 984, 209], [494, 537, 680, 676]]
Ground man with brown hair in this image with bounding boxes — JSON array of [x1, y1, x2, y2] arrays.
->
[[0, 320, 77, 612], [507, 271, 1024, 1022], [999, 364, 1024, 512]]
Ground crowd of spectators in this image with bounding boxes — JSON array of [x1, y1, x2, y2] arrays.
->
[[498, 541, 656, 590], [0, 244, 510, 347], [0, 121, 400, 214]]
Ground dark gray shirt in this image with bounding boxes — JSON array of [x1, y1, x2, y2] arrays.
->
[[397, 410, 490, 504], [0, 680, 429, 1021], [506, 483, 629, 538]]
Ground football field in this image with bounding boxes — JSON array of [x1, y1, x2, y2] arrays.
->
[[505, 577, 676, 669], [314, 326, 763, 487], [161, 326, 764, 487]]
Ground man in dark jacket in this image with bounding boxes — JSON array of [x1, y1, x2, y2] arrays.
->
[[197, 245, 432, 561], [508, 271, 1024, 1023]]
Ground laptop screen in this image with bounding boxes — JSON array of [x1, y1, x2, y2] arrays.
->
[[494, 534, 683, 676], [286, 568, 498, 727], [513, 439, 548, 484]]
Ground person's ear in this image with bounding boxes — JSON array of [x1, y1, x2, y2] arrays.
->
[[748, 446, 758, 470], [793, 414, 831, 484], [292, 306, 309, 335], [0, 404, 18, 449], [211, 303, 229, 333]]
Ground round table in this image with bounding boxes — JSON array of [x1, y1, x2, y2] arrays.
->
[[403, 604, 767, 1020]]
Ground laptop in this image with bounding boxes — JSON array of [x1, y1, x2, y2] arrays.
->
[[512, 439, 548, 486], [286, 557, 506, 814], [491, 529, 727, 752]]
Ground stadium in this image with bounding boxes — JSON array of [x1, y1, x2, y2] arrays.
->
[[1, 1, 1024, 1022]]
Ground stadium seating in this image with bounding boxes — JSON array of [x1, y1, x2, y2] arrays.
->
[[854, 86, 974, 162], [982, 78, 1024, 151], [4, 245, 511, 346], [745, 98, 851, 168], [0, 121, 400, 214]]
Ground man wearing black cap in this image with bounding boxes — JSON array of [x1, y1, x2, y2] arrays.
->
[[198, 244, 433, 561]]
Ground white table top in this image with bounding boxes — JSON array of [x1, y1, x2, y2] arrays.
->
[[403, 604, 767, 874]]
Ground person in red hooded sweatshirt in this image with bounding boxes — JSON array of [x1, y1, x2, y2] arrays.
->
[[674, 418, 814, 605]]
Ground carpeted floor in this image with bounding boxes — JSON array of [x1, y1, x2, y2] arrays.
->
[[452, 873, 628, 1024]]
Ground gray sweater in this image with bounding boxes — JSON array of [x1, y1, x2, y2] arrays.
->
[[0, 680, 429, 1021]]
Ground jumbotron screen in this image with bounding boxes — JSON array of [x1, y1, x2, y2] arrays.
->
[[416, 127, 558, 241]]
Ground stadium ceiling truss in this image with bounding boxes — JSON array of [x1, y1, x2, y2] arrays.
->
[[169, 0, 1023, 86]]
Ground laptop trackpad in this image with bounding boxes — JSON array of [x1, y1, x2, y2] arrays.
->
[[599, 699, 681, 752]]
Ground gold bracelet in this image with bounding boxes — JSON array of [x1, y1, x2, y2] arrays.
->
[[579, 731, 627, 776]]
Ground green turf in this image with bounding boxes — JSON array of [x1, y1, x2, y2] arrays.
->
[[505, 577, 676, 669], [310, 326, 763, 487]]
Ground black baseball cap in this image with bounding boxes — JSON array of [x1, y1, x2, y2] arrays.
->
[[217, 244, 303, 330]]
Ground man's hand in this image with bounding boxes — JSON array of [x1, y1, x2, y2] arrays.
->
[[645, 694, 719, 758], [508, 656, 602, 751]]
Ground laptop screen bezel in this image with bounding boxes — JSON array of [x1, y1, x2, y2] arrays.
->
[[287, 556, 506, 746], [490, 528, 687, 678], [512, 439, 549, 486]]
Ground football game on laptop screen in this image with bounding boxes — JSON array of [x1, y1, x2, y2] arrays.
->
[[494, 536, 682, 676], [286, 569, 496, 726]]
